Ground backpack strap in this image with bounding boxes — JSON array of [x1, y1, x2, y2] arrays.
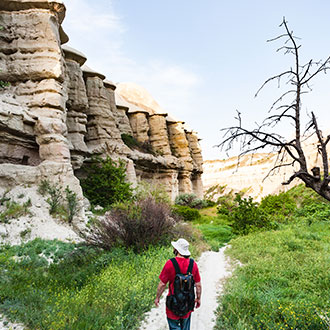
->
[[187, 258, 194, 275], [170, 258, 182, 275]]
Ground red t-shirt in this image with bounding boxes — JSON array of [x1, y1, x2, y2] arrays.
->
[[159, 257, 201, 320]]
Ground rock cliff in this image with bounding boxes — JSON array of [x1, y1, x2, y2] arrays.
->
[[203, 135, 330, 201], [0, 0, 204, 238]]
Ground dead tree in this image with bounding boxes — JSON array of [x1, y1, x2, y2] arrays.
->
[[218, 18, 330, 201]]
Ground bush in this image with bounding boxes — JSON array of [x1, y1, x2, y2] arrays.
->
[[172, 205, 201, 222], [175, 193, 207, 209], [229, 194, 273, 235], [84, 197, 178, 251], [216, 191, 240, 215], [259, 192, 297, 219], [134, 181, 171, 205], [80, 156, 133, 208]]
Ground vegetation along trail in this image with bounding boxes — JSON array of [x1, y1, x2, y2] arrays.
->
[[139, 246, 231, 330]]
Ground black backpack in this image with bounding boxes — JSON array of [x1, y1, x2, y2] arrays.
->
[[166, 258, 195, 316]]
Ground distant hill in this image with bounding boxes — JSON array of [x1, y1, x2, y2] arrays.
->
[[202, 133, 330, 201]]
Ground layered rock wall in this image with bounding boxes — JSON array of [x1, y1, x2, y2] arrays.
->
[[0, 0, 203, 202]]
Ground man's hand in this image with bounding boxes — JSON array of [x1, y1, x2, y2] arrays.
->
[[154, 280, 166, 307], [195, 282, 202, 308]]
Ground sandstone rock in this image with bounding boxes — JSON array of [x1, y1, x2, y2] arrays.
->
[[167, 120, 193, 171], [63, 45, 89, 168], [185, 130, 203, 172], [82, 65, 129, 155], [117, 82, 167, 115], [128, 111, 150, 144], [114, 93, 133, 135], [0, 2, 70, 164], [148, 114, 172, 156]]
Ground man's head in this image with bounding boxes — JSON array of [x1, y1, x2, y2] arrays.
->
[[171, 238, 191, 257]]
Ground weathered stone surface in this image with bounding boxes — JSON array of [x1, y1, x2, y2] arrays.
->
[[0, 9, 65, 82], [114, 93, 133, 135], [148, 114, 171, 156], [128, 112, 150, 144], [82, 67, 129, 155], [185, 130, 203, 172], [117, 82, 167, 115], [0, 88, 40, 166], [63, 46, 89, 168], [167, 121, 193, 171], [0, 2, 70, 164], [202, 134, 330, 201], [0, 1, 204, 206]]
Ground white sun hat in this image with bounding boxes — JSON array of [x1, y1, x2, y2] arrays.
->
[[171, 238, 191, 256]]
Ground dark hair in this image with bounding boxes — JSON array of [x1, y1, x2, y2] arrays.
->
[[173, 249, 189, 259]]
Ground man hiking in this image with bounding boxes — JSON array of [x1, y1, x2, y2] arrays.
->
[[154, 238, 202, 330]]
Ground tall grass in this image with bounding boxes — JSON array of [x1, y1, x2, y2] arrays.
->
[[215, 221, 330, 330], [0, 239, 171, 329]]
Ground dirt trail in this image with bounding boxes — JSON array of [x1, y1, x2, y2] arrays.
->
[[139, 246, 231, 330]]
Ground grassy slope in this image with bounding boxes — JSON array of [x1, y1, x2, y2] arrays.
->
[[0, 239, 172, 330], [215, 185, 330, 330]]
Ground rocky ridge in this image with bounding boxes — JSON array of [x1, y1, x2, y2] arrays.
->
[[0, 0, 203, 243], [203, 135, 330, 201]]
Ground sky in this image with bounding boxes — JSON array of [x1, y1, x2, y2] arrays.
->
[[62, 0, 330, 160]]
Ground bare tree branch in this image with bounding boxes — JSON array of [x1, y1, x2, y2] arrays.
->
[[218, 17, 330, 201]]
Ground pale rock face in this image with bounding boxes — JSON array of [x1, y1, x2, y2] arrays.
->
[[84, 75, 129, 155], [115, 107, 133, 135], [167, 122, 193, 171], [0, 93, 41, 165], [114, 93, 133, 135], [148, 114, 172, 156], [202, 135, 330, 201], [128, 112, 150, 144], [186, 131, 203, 172], [178, 170, 193, 195], [191, 173, 203, 199], [63, 48, 89, 168], [0, 2, 70, 163], [0, 9, 65, 82], [117, 82, 166, 115]]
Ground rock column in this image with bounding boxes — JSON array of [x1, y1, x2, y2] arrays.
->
[[128, 110, 150, 144], [62, 45, 89, 169], [148, 113, 172, 156], [186, 130, 203, 198], [82, 65, 128, 155], [167, 118, 193, 194], [0, 0, 71, 163]]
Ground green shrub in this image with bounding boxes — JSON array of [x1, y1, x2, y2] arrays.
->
[[0, 200, 31, 223], [65, 186, 77, 223], [216, 191, 239, 215], [121, 133, 155, 154], [228, 194, 274, 235], [46, 183, 62, 215], [172, 205, 201, 222], [80, 156, 133, 208], [38, 180, 78, 222], [134, 181, 171, 204], [259, 192, 297, 217], [85, 197, 178, 251], [175, 193, 207, 209]]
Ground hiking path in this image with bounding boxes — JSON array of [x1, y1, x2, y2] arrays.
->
[[139, 246, 232, 330]]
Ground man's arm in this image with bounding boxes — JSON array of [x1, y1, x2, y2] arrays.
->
[[154, 280, 167, 307], [195, 282, 202, 308]]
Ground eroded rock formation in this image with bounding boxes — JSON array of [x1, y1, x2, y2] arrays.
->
[[0, 0, 204, 222]]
